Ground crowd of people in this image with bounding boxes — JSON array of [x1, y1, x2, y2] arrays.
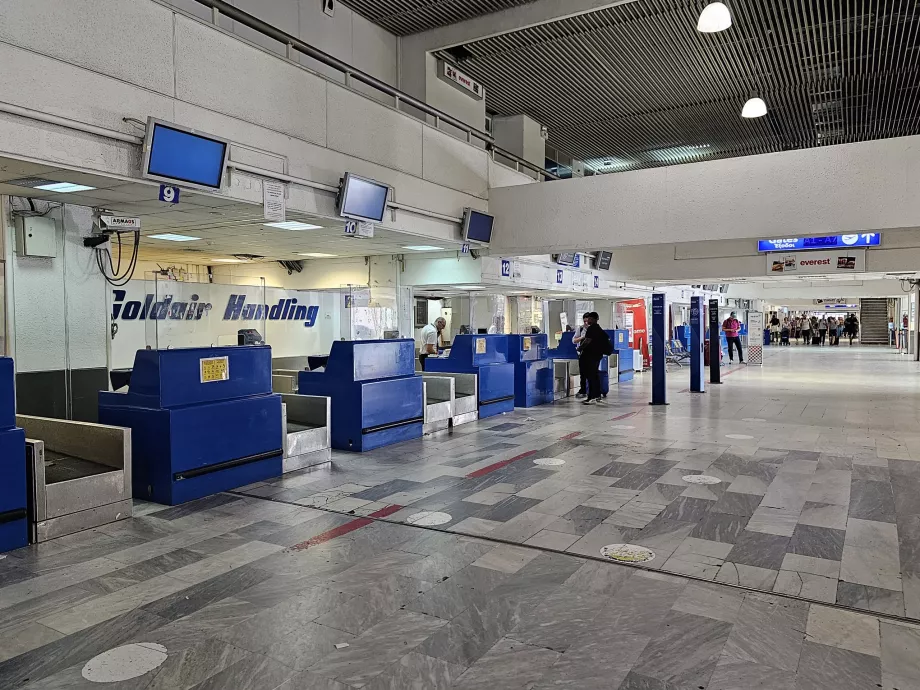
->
[[768, 312, 860, 346]]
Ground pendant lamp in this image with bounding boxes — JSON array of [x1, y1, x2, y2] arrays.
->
[[697, 2, 732, 33]]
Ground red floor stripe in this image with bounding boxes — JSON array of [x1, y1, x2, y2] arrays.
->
[[289, 504, 403, 551], [560, 431, 582, 440], [611, 411, 639, 422], [466, 450, 538, 478]]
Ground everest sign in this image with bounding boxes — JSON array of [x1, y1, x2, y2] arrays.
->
[[767, 249, 866, 276]]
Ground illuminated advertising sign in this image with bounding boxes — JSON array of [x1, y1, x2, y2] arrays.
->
[[757, 234, 880, 252]]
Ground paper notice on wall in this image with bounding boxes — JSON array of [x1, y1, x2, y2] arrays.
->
[[476, 338, 486, 354], [263, 181, 286, 222]]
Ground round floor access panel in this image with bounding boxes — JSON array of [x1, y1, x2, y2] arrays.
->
[[725, 434, 755, 440], [600, 544, 656, 564], [682, 475, 722, 485], [533, 458, 566, 466], [82, 643, 168, 683], [406, 511, 452, 526]]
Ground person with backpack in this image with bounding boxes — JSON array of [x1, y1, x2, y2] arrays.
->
[[578, 312, 612, 405]]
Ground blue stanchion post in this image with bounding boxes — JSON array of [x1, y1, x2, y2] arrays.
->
[[690, 296, 705, 393], [651, 293, 668, 406], [709, 298, 722, 384]]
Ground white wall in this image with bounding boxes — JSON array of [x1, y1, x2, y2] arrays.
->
[[0, 0, 523, 248], [488, 136, 920, 254]]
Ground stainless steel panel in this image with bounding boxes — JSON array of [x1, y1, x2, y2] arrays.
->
[[272, 356, 311, 370], [283, 447, 331, 474], [34, 499, 133, 542], [44, 470, 127, 520], [26, 439, 47, 523], [272, 374, 297, 393], [280, 394, 331, 470], [452, 410, 479, 427]]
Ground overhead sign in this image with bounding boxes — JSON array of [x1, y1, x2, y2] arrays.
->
[[111, 290, 319, 327], [594, 275, 600, 289], [442, 62, 484, 100], [158, 185, 180, 204], [262, 181, 286, 222], [758, 234, 880, 252], [99, 215, 141, 231], [344, 220, 374, 238], [767, 248, 866, 275], [501, 259, 512, 277], [556, 269, 564, 284]]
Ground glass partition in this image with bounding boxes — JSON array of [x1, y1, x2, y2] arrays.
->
[[342, 285, 399, 341]]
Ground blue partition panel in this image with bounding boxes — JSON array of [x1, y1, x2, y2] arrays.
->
[[99, 346, 283, 505], [298, 340, 423, 452], [425, 335, 515, 418], [507, 335, 553, 407], [0, 357, 26, 552], [616, 346, 635, 383]]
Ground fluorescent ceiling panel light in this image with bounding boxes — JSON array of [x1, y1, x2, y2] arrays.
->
[[456, 285, 486, 290], [299, 252, 338, 258], [403, 245, 445, 251], [697, 2, 732, 32], [264, 221, 322, 230], [210, 258, 243, 263], [33, 182, 97, 193], [148, 233, 201, 242], [742, 97, 768, 118]]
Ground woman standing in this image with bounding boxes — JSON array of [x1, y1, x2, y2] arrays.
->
[[800, 315, 811, 346], [827, 315, 838, 346], [818, 317, 828, 346]]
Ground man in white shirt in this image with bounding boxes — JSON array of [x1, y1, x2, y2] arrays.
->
[[419, 317, 446, 370]]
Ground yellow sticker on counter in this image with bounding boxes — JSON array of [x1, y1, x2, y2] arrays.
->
[[475, 338, 487, 354], [200, 356, 229, 383], [522, 336, 532, 351]]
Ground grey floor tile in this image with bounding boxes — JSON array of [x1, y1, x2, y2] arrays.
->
[[849, 480, 897, 523], [726, 531, 791, 570], [453, 637, 559, 690], [689, 513, 749, 544], [773, 570, 837, 602], [523, 529, 581, 550], [361, 651, 467, 690], [531, 632, 650, 690], [789, 524, 846, 561], [722, 592, 807, 671], [836, 582, 905, 616], [881, 621, 920, 683], [794, 641, 881, 690], [547, 505, 614, 536], [187, 652, 297, 690], [710, 491, 762, 517], [658, 496, 714, 522], [671, 582, 745, 623], [715, 562, 779, 589], [799, 501, 849, 530], [707, 656, 796, 690], [592, 571, 688, 637]]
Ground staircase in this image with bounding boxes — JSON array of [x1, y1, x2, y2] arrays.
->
[[859, 298, 889, 344]]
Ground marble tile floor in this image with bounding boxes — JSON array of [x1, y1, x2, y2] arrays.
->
[[226, 346, 920, 620], [0, 494, 915, 690]]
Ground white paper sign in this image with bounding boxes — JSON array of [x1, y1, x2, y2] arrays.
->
[[263, 181, 286, 223]]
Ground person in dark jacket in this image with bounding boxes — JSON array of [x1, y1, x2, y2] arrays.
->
[[579, 312, 610, 405]]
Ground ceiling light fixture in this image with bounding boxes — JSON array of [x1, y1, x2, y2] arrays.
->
[[697, 2, 732, 33], [402, 245, 445, 251], [741, 97, 768, 118], [455, 285, 487, 290], [210, 258, 244, 263], [148, 233, 202, 242], [33, 182, 97, 193], [264, 221, 322, 230], [299, 252, 338, 258]]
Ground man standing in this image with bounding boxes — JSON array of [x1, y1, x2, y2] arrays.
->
[[419, 317, 446, 370], [722, 312, 745, 364], [572, 313, 590, 399], [578, 312, 612, 405]]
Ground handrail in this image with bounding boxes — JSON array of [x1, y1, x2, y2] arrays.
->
[[190, 0, 558, 181]]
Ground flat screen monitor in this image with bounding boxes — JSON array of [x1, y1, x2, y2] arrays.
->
[[462, 208, 495, 245], [555, 253, 577, 266], [595, 251, 612, 270], [143, 118, 230, 191], [337, 173, 389, 223]]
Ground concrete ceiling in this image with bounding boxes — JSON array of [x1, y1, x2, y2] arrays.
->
[[0, 157, 460, 263], [342, 0, 541, 35]]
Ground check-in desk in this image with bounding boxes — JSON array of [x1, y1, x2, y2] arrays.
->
[[424, 335, 515, 419], [297, 340, 423, 452], [549, 332, 613, 399], [0, 358, 27, 552], [19, 416, 132, 542], [611, 329, 635, 383], [423, 373, 478, 427], [421, 376, 454, 434], [280, 394, 331, 472], [99, 346, 283, 505], [508, 334, 554, 407]]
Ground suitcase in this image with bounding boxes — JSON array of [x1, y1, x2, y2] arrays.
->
[[812, 335, 821, 345]]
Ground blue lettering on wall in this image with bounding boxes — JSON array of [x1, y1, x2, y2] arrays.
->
[[113, 292, 319, 327]]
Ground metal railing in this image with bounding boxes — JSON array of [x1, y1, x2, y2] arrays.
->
[[191, 0, 559, 181]]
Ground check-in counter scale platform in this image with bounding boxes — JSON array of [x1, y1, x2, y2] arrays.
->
[[99, 346, 283, 505], [424, 335, 515, 418]]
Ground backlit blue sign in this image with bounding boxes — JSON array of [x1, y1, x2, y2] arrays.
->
[[501, 259, 511, 277], [556, 270, 564, 284], [758, 234, 880, 252]]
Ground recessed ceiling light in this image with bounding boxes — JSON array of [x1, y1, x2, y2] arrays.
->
[[299, 252, 338, 258], [403, 245, 445, 251], [148, 233, 201, 242], [697, 2, 732, 33], [33, 182, 97, 193], [456, 285, 486, 290], [264, 221, 322, 230], [210, 258, 244, 263], [742, 97, 768, 118]]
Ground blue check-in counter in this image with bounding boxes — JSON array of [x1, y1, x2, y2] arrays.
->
[[99, 346, 283, 505], [0, 358, 27, 551], [507, 334, 553, 407], [425, 335, 515, 419], [610, 329, 635, 383], [298, 340, 423, 452], [549, 331, 613, 398]]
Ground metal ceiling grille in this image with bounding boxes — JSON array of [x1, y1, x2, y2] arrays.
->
[[340, 0, 540, 36], [447, 0, 920, 172]]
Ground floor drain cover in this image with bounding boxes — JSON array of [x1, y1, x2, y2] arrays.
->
[[683, 475, 722, 485], [600, 544, 656, 564], [725, 434, 755, 440], [82, 643, 168, 683], [533, 458, 566, 466], [406, 511, 452, 526]]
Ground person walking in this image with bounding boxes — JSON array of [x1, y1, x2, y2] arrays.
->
[[827, 315, 838, 346], [573, 313, 590, 399], [845, 313, 860, 345], [419, 317, 446, 370], [722, 311, 745, 364], [578, 312, 612, 405], [770, 313, 781, 344], [818, 317, 828, 346], [800, 315, 811, 346]]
